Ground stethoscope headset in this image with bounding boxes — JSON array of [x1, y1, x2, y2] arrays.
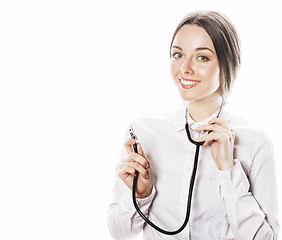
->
[[129, 105, 223, 235]]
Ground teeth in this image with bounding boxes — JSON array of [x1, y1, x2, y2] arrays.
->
[[180, 79, 199, 85]]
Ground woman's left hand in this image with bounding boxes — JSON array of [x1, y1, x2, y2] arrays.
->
[[196, 118, 235, 171]]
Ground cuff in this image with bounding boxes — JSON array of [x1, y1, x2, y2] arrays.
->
[[119, 185, 156, 215], [218, 159, 250, 200]]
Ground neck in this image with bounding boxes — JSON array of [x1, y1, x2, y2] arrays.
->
[[185, 92, 223, 122]]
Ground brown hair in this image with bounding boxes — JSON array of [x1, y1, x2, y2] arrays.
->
[[170, 11, 241, 98]]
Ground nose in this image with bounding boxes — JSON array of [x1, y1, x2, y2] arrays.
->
[[181, 58, 194, 75]]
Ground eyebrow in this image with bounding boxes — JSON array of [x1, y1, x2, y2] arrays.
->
[[171, 46, 215, 54]]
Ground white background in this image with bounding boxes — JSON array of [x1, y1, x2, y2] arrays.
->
[[0, 0, 281, 239]]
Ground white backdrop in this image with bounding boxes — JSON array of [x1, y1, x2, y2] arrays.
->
[[0, 0, 281, 239]]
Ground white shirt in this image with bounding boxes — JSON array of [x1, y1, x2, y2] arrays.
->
[[107, 103, 280, 240]]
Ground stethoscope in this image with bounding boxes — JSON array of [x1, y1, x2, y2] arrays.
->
[[129, 105, 223, 235]]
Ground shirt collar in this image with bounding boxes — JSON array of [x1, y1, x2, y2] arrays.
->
[[173, 101, 227, 132], [187, 109, 220, 130]]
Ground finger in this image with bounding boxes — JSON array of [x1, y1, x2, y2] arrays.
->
[[199, 131, 234, 146], [127, 162, 148, 179], [137, 143, 150, 168], [124, 152, 150, 169], [208, 118, 229, 130], [196, 124, 222, 132], [197, 132, 221, 146], [137, 142, 146, 157], [204, 133, 221, 146], [124, 138, 137, 154], [120, 162, 130, 169], [118, 165, 136, 180]]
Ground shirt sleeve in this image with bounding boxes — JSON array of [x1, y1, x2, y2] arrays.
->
[[218, 131, 280, 239], [107, 130, 156, 240]]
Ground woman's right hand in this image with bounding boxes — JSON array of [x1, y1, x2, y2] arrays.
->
[[118, 138, 154, 199]]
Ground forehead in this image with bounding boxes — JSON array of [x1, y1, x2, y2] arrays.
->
[[172, 24, 215, 51]]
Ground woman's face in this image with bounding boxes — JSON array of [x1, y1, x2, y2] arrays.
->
[[170, 24, 221, 102]]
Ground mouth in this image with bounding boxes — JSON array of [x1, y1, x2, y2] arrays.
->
[[179, 77, 201, 89]]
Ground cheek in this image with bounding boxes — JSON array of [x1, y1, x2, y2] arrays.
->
[[200, 64, 220, 85], [211, 67, 220, 86], [170, 61, 178, 77]]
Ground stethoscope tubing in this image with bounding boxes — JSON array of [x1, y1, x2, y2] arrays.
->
[[131, 104, 223, 235], [132, 123, 202, 235]]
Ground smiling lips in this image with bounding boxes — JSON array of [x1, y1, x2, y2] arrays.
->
[[179, 77, 201, 89]]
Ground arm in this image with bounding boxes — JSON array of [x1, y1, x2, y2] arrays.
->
[[107, 177, 156, 240], [219, 132, 280, 239], [107, 135, 156, 240]]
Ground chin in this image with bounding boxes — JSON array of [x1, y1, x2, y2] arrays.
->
[[178, 90, 200, 102], [178, 86, 221, 103]]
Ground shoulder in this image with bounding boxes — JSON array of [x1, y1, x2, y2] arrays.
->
[[223, 109, 269, 140], [223, 109, 274, 172], [223, 109, 273, 155]]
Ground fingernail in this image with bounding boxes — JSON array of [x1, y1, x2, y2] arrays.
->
[[145, 172, 149, 179]]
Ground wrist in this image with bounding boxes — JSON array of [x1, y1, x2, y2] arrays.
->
[[136, 185, 153, 199], [218, 159, 235, 171]]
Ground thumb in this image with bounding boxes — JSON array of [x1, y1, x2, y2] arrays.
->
[[137, 142, 146, 158]]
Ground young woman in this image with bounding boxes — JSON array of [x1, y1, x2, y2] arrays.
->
[[107, 11, 280, 239]]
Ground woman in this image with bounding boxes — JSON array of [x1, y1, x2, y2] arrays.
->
[[107, 11, 280, 239]]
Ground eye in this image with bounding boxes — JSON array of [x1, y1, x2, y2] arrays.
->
[[197, 55, 209, 61], [172, 52, 183, 59]]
